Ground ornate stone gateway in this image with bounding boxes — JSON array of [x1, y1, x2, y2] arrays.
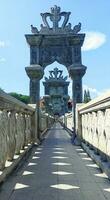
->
[[25, 5, 87, 133], [43, 67, 70, 116]]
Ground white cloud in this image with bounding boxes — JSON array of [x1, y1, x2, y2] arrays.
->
[[65, 81, 110, 100], [0, 57, 6, 62], [0, 40, 10, 48], [82, 31, 106, 51], [69, 83, 103, 99]]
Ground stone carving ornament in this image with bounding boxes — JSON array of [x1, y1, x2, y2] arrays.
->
[[16, 113, 23, 154], [105, 109, 110, 138], [104, 109, 110, 161], [92, 112, 97, 148], [20, 114, 26, 149], [31, 5, 81, 35], [87, 113, 93, 147], [7, 111, 16, 161], [25, 115, 32, 145], [82, 114, 85, 139], [0, 110, 8, 170], [97, 110, 105, 137]]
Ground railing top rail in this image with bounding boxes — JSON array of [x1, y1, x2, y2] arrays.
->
[[78, 91, 110, 114], [0, 90, 34, 113]]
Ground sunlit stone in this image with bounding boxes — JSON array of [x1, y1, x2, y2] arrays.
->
[[22, 171, 34, 175], [52, 156, 68, 159], [104, 188, 110, 192], [5, 161, 12, 167], [94, 173, 108, 178], [52, 171, 73, 175], [52, 162, 71, 166], [53, 151, 67, 154], [14, 155, 19, 159], [86, 164, 99, 168], [28, 163, 37, 166], [20, 150, 24, 153], [0, 171, 2, 175], [37, 148, 43, 150], [53, 148, 65, 150], [32, 156, 40, 159], [76, 148, 84, 152], [50, 184, 79, 190], [14, 183, 29, 190], [35, 152, 41, 154], [82, 157, 92, 161], [78, 152, 87, 156]]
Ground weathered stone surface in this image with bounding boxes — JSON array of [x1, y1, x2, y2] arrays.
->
[[0, 90, 34, 172], [15, 113, 23, 154], [77, 91, 110, 168], [0, 111, 8, 170], [7, 111, 16, 161]]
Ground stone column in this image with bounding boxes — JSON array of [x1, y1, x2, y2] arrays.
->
[[25, 65, 44, 140], [68, 64, 87, 141]]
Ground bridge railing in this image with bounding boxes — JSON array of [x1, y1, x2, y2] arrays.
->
[[76, 92, 110, 163], [0, 90, 35, 171], [0, 90, 53, 173]]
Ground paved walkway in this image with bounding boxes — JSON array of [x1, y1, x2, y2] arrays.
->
[[0, 123, 110, 200]]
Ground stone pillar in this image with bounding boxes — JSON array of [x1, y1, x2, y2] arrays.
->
[[68, 64, 87, 139], [25, 65, 44, 140], [68, 64, 87, 104]]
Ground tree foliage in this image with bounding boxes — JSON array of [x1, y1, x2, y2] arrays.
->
[[83, 89, 91, 103], [9, 92, 30, 104]]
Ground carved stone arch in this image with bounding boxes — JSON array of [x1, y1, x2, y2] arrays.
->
[[25, 6, 87, 137]]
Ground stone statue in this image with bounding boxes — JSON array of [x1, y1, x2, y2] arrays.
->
[[31, 24, 39, 34], [73, 22, 81, 34]]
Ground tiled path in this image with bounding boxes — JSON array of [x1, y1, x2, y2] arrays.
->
[[0, 123, 110, 200]]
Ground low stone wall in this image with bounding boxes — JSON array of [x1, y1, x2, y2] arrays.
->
[[39, 112, 54, 132], [59, 113, 73, 131], [0, 90, 54, 182], [0, 90, 35, 172], [76, 92, 110, 177], [65, 112, 73, 131]]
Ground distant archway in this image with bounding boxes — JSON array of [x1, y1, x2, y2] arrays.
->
[[41, 61, 69, 97]]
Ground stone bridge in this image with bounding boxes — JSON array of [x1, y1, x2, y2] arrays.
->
[[0, 89, 110, 200], [0, 5, 110, 200]]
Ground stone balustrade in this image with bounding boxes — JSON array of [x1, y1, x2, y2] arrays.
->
[[0, 90, 35, 171], [39, 112, 54, 132], [0, 90, 54, 175], [65, 112, 73, 131], [76, 92, 110, 164]]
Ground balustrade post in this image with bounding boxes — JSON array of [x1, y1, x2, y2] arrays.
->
[[0, 110, 8, 170], [7, 111, 16, 161]]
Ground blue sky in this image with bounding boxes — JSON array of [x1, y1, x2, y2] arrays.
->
[[0, 0, 110, 98]]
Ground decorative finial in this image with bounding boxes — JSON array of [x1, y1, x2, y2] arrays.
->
[[45, 68, 68, 81], [30, 6, 82, 35]]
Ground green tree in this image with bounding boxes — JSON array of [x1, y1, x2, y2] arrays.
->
[[9, 92, 30, 104], [83, 89, 91, 103]]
